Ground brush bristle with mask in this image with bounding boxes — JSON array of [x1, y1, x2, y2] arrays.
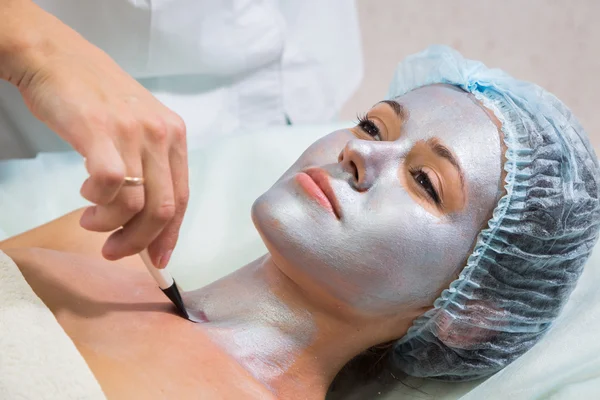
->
[[140, 249, 205, 323]]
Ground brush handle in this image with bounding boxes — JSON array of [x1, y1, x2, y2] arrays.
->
[[140, 249, 174, 290]]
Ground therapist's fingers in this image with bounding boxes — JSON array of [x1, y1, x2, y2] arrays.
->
[[79, 138, 126, 205], [147, 121, 189, 269], [102, 139, 176, 260], [80, 136, 146, 232], [80, 186, 145, 232], [1, 6, 193, 263]]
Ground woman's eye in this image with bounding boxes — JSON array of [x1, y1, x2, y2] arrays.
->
[[411, 169, 441, 205], [357, 114, 382, 141]]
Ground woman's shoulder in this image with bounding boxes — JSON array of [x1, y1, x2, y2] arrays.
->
[[5, 247, 275, 399]]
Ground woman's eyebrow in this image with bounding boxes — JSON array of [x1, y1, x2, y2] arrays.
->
[[427, 138, 465, 190], [379, 100, 408, 121]]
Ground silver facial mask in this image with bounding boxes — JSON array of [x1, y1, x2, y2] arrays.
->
[[181, 257, 315, 388], [252, 85, 502, 315]]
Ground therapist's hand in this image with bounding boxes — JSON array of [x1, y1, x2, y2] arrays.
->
[[1, 1, 189, 268]]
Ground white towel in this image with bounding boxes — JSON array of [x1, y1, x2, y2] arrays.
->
[[0, 250, 106, 400]]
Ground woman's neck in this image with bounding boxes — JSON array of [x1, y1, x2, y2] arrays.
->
[[182, 254, 410, 398]]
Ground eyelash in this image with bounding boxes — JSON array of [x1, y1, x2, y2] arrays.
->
[[409, 168, 441, 205], [356, 113, 382, 141], [355, 114, 440, 206]]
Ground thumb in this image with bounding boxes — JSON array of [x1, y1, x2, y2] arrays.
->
[[80, 137, 126, 205]]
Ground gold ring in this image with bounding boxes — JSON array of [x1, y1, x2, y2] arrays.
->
[[123, 176, 145, 186]]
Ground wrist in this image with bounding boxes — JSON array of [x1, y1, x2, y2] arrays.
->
[[0, 1, 51, 85], [0, 36, 35, 85]]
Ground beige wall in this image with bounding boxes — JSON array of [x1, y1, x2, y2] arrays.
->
[[340, 0, 600, 150]]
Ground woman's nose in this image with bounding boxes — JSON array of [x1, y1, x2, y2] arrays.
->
[[338, 139, 407, 191]]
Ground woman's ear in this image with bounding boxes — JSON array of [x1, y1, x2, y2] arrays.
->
[[433, 300, 507, 349]]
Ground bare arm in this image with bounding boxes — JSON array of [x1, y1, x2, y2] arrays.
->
[[0, 0, 189, 269], [0, 208, 143, 268], [0, 0, 53, 84], [0, 0, 30, 82]]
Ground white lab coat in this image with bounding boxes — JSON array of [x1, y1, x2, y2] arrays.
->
[[0, 0, 362, 159]]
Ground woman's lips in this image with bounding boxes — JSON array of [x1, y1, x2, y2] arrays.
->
[[295, 168, 341, 219]]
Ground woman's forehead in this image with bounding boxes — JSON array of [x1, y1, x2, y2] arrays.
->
[[394, 86, 499, 151], [394, 85, 484, 123]]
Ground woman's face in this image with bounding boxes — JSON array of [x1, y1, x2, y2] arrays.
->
[[252, 85, 503, 315]]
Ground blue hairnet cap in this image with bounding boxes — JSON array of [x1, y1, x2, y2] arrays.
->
[[389, 45, 600, 381]]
